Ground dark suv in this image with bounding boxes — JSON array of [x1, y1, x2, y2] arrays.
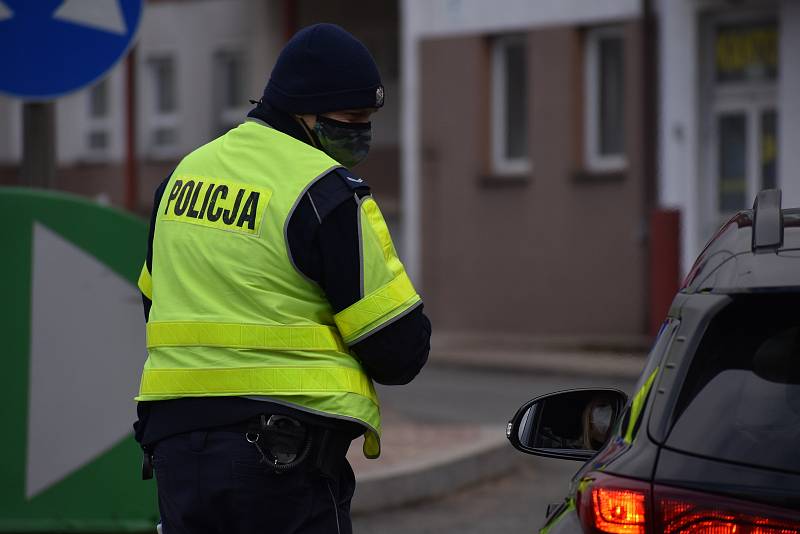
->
[[507, 190, 800, 533]]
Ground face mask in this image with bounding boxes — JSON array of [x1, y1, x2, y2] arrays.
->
[[589, 404, 614, 441], [312, 115, 372, 168]]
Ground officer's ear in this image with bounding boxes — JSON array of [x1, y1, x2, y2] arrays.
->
[[296, 114, 317, 129], [294, 114, 320, 147]]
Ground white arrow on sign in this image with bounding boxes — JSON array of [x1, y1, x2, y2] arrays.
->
[[52, 0, 127, 35], [27, 222, 146, 499], [0, 1, 13, 22]]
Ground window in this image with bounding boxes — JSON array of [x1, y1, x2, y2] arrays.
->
[[151, 57, 176, 114], [213, 50, 247, 137], [491, 35, 530, 175], [717, 112, 747, 213], [85, 78, 111, 158], [668, 296, 800, 474], [89, 79, 109, 118], [147, 55, 178, 157], [584, 27, 626, 172], [619, 319, 679, 443]]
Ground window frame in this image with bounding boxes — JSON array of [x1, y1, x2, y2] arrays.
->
[[700, 14, 778, 236], [490, 34, 531, 177], [83, 78, 112, 161], [584, 25, 627, 173], [212, 48, 249, 137], [145, 54, 180, 159]]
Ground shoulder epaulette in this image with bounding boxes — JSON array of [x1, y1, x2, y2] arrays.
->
[[333, 167, 370, 191]]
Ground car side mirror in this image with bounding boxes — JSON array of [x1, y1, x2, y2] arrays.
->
[[506, 388, 628, 461]]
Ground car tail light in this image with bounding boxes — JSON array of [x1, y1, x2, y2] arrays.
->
[[655, 485, 800, 534], [578, 473, 651, 534], [592, 488, 647, 533], [577, 473, 800, 534]]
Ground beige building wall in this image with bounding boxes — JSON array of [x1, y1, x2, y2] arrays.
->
[[419, 23, 648, 337]]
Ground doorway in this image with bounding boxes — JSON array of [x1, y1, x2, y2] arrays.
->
[[702, 16, 779, 237]]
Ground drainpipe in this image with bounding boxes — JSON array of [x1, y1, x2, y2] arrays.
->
[[642, 0, 658, 212], [124, 47, 138, 212], [400, 0, 421, 286], [643, 0, 680, 337], [284, 0, 297, 42]]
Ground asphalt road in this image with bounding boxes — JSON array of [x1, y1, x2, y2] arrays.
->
[[352, 363, 636, 533]]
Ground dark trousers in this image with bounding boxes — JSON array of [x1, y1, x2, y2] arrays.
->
[[152, 430, 355, 534]]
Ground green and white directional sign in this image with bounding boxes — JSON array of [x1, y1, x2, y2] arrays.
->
[[1, 188, 157, 531]]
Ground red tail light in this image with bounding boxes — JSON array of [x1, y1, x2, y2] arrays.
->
[[578, 474, 651, 534], [591, 487, 647, 533], [655, 485, 800, 534], [577, 473, 800, 534]]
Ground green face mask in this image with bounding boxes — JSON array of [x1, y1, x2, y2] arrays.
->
[[313, 115, 372, 168]]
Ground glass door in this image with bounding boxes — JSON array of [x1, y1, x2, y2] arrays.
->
[[703, 16, 778, 237], [711, 103, 778, 224]]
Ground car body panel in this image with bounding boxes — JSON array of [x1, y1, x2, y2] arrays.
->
[[539, 499, 580, 534], [683, 208, 800, 294], [647, 293, 731, 443], [655, 448, 800, 510]]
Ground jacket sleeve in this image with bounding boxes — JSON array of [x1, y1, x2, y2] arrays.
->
[[288, 170, 431, 385], [332, 194, 421, 344], [140, 177, 170, 321]]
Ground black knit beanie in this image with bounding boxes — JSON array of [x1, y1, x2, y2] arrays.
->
[[263, 23, 384, 114]]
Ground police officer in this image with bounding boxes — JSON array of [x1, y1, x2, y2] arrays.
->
[[134, 23, 431, 534]]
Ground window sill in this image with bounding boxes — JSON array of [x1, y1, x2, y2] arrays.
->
[[572, 169, 626, 184]]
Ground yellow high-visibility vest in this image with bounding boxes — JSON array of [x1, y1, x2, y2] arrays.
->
[[135, 120, 421, 458]]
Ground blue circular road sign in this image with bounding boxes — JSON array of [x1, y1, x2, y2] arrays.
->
[[0, 0, 143, 100]]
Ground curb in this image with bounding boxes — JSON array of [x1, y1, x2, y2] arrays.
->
[[351, 426, 525, 514]]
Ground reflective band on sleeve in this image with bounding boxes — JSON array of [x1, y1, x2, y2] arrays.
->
[[138, 263, 153, 300], [333, 271, 421, 345], [624, 368, 659, 444], [146, 322, 348, 353], [137, 366, 378, 406]]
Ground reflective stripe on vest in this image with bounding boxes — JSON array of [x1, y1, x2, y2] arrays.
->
[[139, 365, 378, 403], [146, 321, 348, 353]]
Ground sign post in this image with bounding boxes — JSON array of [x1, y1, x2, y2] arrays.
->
[[21, 102, 56, 188]]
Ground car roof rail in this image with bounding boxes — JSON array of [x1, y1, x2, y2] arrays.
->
[[752, 188, 783, 252]]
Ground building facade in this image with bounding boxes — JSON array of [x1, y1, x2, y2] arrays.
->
[[402, 0, 651, 340], [657, 0, 800, 272], [0, 0, 400, 219], [4, 0, 795, 341]]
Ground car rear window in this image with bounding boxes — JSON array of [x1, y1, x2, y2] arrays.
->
[[667, 295, 800, 474]]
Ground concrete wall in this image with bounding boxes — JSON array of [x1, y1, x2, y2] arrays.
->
[[136, 0, 283, 159], [405, 0, 640, 38], [419, 23, 647, 337], [656, 0, 701, 274]]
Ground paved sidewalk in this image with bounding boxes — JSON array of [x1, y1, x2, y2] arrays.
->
[[349, 410, 519, 514], [348, 343, 648, 514]]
